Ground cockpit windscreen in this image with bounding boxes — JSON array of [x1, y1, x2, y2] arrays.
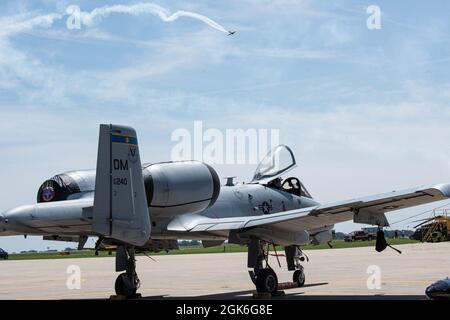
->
[[252, 145, 296, 182]]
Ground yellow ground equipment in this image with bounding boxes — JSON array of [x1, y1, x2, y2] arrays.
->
[[414, 209, 450, 242]]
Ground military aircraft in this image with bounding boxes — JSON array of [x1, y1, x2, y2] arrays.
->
[[227, 31, 236, 35], [1, 124, 450, 298]]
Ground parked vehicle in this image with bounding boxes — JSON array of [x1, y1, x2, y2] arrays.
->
[[344, 230, 374, 242], [410, 228, 423, 241], [0, 248, 8, 260], [412, 213, 450, 243], [430, 231, 445, 243], [426, 277, 450, 300]]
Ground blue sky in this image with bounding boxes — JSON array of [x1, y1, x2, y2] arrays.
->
[[1, 0, 450, 252]]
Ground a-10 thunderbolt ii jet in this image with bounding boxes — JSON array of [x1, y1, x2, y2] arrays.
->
[[1, 124, 450, 298]]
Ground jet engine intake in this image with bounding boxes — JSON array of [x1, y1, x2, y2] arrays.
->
[[37, 170, 95, 203]]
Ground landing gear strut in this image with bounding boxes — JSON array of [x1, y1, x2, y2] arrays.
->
[[247, 239, 307, 294], [114, 246, 140, 298], [287, 246, 306, 287], [247, 238, 278, 294]]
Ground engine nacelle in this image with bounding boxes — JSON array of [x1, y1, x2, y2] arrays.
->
[[37, 170, 96, 203], [143, 161, 220, 217], [37, 161, 220, 218]]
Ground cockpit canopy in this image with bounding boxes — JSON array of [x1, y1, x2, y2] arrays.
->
[[252, 145, 312, 199], [252, 145, 296, 183]]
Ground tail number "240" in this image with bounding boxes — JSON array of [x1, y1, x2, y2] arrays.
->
[[113, 177, 128, 186]]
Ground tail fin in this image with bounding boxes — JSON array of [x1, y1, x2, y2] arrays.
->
[[92, 124, 151, 246]]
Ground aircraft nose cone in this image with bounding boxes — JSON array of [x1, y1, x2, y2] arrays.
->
[[3, 204, 35, 218]]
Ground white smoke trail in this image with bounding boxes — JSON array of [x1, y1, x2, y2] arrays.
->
[[80, 3, 229, 33], [1, 13, 63, 37], [0, 2, 229, 38]]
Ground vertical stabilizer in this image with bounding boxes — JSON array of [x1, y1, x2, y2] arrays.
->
[[92, 124, 150, 246]]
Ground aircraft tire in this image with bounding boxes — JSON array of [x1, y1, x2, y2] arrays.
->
[[255, 268, 278, 294], [115, 273, 137, 297], [293, 269, 305, 287]]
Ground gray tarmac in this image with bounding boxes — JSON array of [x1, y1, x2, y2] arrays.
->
[[0, 242, 449, 300]]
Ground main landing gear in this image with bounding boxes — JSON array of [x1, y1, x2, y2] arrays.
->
[[114, 246, 141, 298], [247, 239, 307, 294], [287, 245, 306, 287]]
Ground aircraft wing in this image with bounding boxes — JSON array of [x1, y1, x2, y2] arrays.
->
[[167, 183, 450, 232]]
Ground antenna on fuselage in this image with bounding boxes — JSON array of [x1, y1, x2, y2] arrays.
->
[[224, 177, 236, 186]]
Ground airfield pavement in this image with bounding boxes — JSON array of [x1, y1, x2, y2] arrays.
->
[[0, 241, 449, 300]]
